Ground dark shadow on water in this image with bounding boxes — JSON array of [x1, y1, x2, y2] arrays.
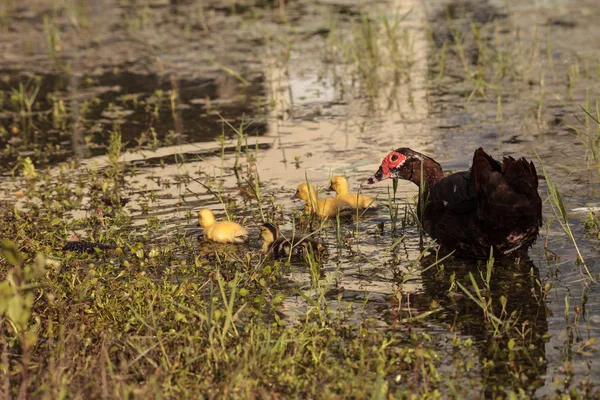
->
[[0, 67, 266, 171], [396, 254, 549, 396]]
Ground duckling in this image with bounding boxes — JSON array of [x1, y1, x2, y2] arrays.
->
[[260, 223, 326, 259], [291, 183, 351, 218], [329, 176, 378, 209], [197, 209, 249, 243]]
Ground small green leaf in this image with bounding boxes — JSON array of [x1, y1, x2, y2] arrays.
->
[[1, 239, 23, 266], [175, 312, 188, 323], [24, 331, 38, 348], [22, 157, 38, 180], [7, 295, 28, 328], [499, 295, 507, 308], [0, 282, 13, 313], [507, 339, 515, 350], [272, 293, 285, 306]]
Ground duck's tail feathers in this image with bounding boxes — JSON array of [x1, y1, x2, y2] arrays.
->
[[471, 147, 502, 192], [501, 156, 539, 191]]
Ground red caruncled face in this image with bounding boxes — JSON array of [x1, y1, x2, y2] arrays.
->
[[381, 151, 407, 177]]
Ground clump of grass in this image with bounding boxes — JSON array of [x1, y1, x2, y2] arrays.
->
[[455, 250, 510, 335], [0, 0, 13, 32], [536, 154, 595, 282], [571, 100, 600, 177], [0, 240, 46, 400], [122, 2, 152, 35], [584, 210, 600, 240], [9, 79, 41, 141], [196, 0, 209, 32], [326, 8, 413, 100], [43, 14, 61, 67], [106, 130, 123, 176]]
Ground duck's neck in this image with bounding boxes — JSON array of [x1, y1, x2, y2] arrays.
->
[[200, 220, 214, 230], [408, 156, 445, 193]]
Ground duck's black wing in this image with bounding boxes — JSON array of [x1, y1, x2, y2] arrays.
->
[[427, 171, 477, 214], [423, 170, 482, 255]]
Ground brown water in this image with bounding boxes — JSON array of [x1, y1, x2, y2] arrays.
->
[[1, 0, 599, 396]]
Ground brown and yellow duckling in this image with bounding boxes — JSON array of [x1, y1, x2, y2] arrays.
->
[[198, 209, 248, 243], [260, 223, 326, 259], [329, 176, 378, 209], [291, 183, 352, 219]]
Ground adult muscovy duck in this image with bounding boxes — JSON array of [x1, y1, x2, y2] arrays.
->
[[361, 147, 542, 259]]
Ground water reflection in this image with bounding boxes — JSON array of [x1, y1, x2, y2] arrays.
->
[[414, 255, 549, 395], [0, 68, 266, 170]]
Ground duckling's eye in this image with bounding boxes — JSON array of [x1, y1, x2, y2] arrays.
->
[[296, 190, 299, 193]]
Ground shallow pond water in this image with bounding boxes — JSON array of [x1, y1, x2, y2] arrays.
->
[[0, 0, 599, 397]]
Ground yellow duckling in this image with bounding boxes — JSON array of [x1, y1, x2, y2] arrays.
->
[[197, 209, 249, 243], [291, 183, 351, 219], [329, 176, 378, 209]]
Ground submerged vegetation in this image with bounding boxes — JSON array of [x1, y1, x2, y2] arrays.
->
[[0, 0, 599, 398]]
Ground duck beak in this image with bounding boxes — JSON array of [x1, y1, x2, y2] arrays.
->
[[361, 165, 390, 187], [290, 193, 298, 200]]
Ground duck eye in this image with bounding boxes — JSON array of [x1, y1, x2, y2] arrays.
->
[[391, 154, 398, 162]]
